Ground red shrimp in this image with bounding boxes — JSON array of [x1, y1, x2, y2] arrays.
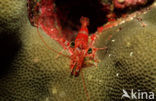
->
[[37, 16, 104, 101], [34, 0, 107, 76], [70, 17, 90, 76], [30, 1, 105, 101], [37, 15, 104, 76]]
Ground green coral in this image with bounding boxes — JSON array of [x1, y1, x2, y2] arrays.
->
[[0, 0, 156, 101], [95, 5, 156, 100]]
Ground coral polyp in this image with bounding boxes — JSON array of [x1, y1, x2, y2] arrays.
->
[[113, 0, 148, 9]]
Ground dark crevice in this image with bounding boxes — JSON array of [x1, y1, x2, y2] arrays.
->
[[55, 0, 108, 33]]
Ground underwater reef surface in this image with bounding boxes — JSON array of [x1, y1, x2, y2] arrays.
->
[[0, 0, 156, 101]]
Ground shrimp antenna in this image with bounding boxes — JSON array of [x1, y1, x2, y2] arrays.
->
[[81, 71, 90, 101], [37, 23, 70, 58]]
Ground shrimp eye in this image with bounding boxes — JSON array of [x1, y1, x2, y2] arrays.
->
[[70, 41, 75, 48], [87, 48, 92, 54]]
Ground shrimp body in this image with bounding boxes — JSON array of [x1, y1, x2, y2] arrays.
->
[[37, 12, 101, 76], [70, 17, 90, 76]]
